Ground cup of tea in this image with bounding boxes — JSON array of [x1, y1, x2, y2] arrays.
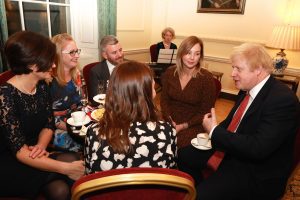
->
[[197, 133, 209, 146], [71, 111, 86, 124]]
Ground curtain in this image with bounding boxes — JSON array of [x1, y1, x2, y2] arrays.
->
[[97, 0, 117, 43], [0, 0, 8, 73]]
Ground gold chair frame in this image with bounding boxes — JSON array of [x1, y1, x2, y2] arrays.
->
[[72, 171, 196, 200]]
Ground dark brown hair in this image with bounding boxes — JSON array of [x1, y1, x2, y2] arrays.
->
[[4, 31, 56, 75], [98, 61, 159, 154]]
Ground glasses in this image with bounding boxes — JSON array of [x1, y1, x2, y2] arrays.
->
[[62, 49, 81, 57]]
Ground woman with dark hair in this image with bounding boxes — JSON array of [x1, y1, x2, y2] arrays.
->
[[160, 36, 216, 148], [0, 31, 84, 200], [84, 61, 177, 174]]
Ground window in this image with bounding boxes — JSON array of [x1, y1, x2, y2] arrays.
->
[[5, 0, 71, 37]]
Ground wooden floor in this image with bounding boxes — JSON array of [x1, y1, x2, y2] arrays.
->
[[154, 92, 235, 124]]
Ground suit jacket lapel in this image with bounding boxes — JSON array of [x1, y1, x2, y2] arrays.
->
[[242, 76, 274, 120], [103, 61, 110, 80]]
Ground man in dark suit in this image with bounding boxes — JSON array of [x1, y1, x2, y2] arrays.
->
[[178, 43, 300, 199], [88, 35, 124, 105]]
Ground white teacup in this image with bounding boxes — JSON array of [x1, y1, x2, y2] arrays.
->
[[71, 111, 86, 124], [197, 133, 209, 146]]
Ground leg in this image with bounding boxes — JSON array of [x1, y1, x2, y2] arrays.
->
[[43, 179, 70, 200], [196, 160, 254, 200], [177, 145, 213, 185]]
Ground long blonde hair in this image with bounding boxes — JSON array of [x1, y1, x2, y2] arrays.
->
[[51, 33, 79, 86], [175, 36, 204, 77]]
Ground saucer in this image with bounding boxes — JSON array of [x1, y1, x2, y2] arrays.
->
[[191, 138, 212, 150], [67, 115, 91, 126], [93, 94, 106, 104]]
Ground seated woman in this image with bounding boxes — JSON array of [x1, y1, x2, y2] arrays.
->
[[84, 61, 177, 174], [50, 33, 82, 152], [160, 36, 216, 149], [0, 31, 84, 200], [154, 27, 177, 62]]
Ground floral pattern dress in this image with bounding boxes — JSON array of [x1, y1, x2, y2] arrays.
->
[[50, 78, 82, 152], [84, 121, 177, 174]]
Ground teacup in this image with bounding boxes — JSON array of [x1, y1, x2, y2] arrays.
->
[[71, 111, 86, 124], [197, 133, 209, 146]]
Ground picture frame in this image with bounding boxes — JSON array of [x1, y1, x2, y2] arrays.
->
[[197, 0, 246, 14]]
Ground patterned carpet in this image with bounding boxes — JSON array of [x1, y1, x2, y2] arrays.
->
[[282, 164, 300, 199]]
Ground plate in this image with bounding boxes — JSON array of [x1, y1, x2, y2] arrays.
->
[[191, 138, 212, 150], [91, 108, 105, 121], [67, 115, 91, 126], [93, 94, 106, 104]]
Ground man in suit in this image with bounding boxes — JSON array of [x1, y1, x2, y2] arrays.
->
[[88, 35, 124, 105], [178, 43, 300, 199]]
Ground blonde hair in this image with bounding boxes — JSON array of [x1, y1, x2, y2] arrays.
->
[[230, 43, 273, 73], [51, 33, 79, 86], [175, 36, 204, 77], [161, 27, 175, 39]]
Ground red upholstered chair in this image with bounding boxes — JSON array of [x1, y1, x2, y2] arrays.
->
[[71, 167, 196, 200], [150, 44, 158, 63], [0, 70, 14, 85], [82, 62, 100, 102], [213, 77, 222, 99]]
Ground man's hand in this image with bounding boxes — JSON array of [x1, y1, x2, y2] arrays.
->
[[203, 108, 218, 133]]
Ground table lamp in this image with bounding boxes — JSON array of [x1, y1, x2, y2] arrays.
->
[[266, 25, 300, 76]]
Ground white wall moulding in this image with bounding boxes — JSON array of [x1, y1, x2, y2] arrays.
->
[[204, 55, 230, 64], [123, 48, 149, 55]]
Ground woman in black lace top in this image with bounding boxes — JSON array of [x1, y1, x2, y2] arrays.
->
[[0, 31, 84, 200]]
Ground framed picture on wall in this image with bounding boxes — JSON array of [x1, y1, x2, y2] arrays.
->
[[197, 0, 246, 14]]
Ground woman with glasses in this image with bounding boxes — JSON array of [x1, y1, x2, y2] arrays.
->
[[50, 33, 82, 152], [0, 31, 84, 200]]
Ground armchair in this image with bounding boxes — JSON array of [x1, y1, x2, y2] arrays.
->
[[0, 70, 14, 85], [72, 167, 196, 200], [82, 62, 100, 103]]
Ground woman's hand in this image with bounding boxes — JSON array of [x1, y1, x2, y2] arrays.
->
[[28, 144, 49, 159], [175, 123, 188, 133], [169, 116, 188, 133], [65, 160, 85, 180]]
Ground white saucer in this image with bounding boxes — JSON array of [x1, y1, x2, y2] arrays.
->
[[93, 94, 106, 104], [67, 116, 91, 126], [191, 138, 212, 150]]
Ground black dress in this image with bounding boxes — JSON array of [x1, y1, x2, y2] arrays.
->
[[0, 81, 66, 198]]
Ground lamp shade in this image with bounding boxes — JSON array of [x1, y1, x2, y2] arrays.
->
[[266, 25, 300, 50]]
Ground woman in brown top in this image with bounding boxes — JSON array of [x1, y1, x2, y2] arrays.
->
[[160, 36, 216, 148]]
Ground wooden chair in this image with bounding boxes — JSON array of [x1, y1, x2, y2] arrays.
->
[[0, 70, 14, 85], [150, 44, 158, 63], [71, 167, 196, 200], [82, 62, 100, 103]]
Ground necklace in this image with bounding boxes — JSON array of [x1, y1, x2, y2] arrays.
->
[[16, 76, 37, 95]]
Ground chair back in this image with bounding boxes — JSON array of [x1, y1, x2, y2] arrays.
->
[[82, 62, 100, 102], [0, 70, 14, 85], [150, 44, 158, 62], [213, 77, 222, 99], [72, 167, 196, 200]]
